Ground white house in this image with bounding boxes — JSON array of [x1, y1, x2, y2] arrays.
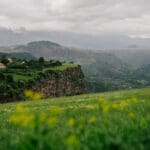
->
[[7, 58, 13, 63], [0, 63, 6, 69]]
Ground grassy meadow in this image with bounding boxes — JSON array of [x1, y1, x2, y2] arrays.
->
[[0, 88, 150, 150], [5, 61, 77, 82]]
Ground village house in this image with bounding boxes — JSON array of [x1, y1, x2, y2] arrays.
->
[[7, 58, 13, 63], [0, 63, 6, 69]]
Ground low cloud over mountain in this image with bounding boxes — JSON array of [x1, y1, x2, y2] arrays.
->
[[1, 28, 150, 50]]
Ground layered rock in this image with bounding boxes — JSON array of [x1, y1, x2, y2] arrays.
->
[[31, 65, 85, 98]]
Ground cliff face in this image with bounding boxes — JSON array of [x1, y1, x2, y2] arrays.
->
[[31, 65, 85, 98]]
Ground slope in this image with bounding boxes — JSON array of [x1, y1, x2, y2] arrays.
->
[[0, 88, 150, 149]]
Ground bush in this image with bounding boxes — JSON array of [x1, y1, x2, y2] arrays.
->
[[0, 72, 5, 80], [6, 75, 13, 83]]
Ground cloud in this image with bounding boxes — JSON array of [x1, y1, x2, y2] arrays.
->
[[0, 0, 150, 37]]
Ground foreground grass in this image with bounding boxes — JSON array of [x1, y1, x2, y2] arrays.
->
[[0, 88, 150, 150]]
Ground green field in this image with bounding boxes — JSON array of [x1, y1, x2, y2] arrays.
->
[[3, 62, 77, 82], [0, 88, 150, 150]]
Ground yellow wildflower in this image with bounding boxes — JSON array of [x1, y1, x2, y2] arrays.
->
[[102, 105, 110, 113], [20, 114, 35, 127], [65, 134, 79, 147], [89, 116, 97, 123], [47, 117, 57, 128], [127, 97, 138, 103], [119, 100, 127, 110], [32, 92, 43, 100], [50, 106, 61, 115], [10, 114, 34, 127], [15, 103, 30, 113], [15, 103, 24, 112], [128, 112, 135, 119], [24, 90, 33, 98], [24, 90, 43, 100], [9, 115, 18, 124], [98, 98, 110, 113], [67, 118, 75, 127], [111, 103, 119, 109], [98, 98, 108, 105]]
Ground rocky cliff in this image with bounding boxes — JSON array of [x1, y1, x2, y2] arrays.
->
[[30, 65, 85, 98]]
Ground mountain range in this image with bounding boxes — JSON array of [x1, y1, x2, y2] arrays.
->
[[1, 28, 150, 50]]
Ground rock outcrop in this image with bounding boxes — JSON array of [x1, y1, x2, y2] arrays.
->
[[30, 65, 85, 98]]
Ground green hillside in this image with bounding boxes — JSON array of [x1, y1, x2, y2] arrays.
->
[[0, 88, 149, 150], [0, 58, 77, 102]]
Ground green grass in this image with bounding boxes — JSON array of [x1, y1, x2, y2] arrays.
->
[[13, 73, 34, 81], [0, 62, 77, 86], [0, 88, 150, 150], [43, 62, 77, 72], [8, 62, 77, 82]]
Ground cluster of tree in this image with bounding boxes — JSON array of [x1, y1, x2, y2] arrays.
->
[[6, 57, 62, 70], [0, 57, 9, 65], [0, 73, 13, 82]]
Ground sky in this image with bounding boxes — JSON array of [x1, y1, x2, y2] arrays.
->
[[0, 0, 150, 38]]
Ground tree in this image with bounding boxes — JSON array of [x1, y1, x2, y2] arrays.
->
[[0, 72, 5, 80], [39, 57, 45, 64], [6, 75, 13, 83], [1, 58, 9, 65]]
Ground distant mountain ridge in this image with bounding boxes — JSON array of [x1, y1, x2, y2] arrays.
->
[[1, 28, 150, 50]]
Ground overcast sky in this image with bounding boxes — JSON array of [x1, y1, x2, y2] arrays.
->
[[0, 0, 150, 38]]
